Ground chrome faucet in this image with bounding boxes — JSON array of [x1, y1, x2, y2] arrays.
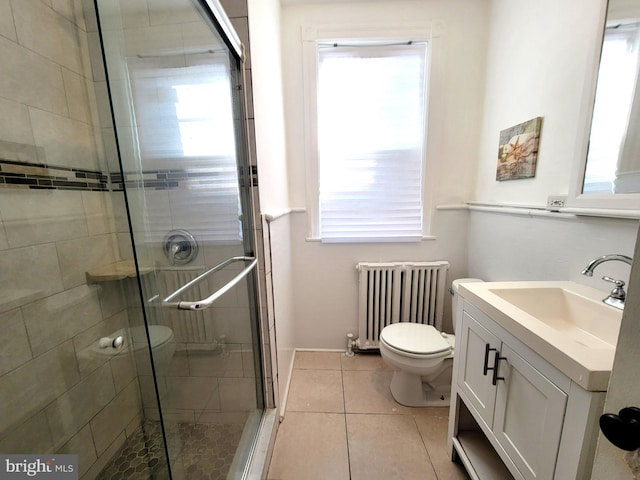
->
[[581, 254, 633, 310]]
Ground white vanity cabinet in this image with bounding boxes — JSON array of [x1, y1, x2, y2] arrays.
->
[[456, 310, 501, 428], [449, 301, 606, 480]]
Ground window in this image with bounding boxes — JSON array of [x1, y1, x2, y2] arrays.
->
[[303, 27, 431, 243], [318, 42, 428, 242], [129, 55, 242, 244]]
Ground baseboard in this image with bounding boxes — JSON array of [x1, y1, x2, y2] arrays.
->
[[294, 348, 346, 352], [278, 350, 297, 421]]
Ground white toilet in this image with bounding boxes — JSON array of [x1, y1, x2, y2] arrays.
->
[[379, 278, 482, 407], [130, 325, 176, 374]]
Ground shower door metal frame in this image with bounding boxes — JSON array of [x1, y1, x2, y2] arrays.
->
[[94, 0, 267, 476], [197, 0, 243, 60]]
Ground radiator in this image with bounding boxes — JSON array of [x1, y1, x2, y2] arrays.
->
[[154, 266, 214, 347], [356, 261, 450, 349]]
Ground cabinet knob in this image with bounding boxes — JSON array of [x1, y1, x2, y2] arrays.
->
[[599, 407, 640, 451]]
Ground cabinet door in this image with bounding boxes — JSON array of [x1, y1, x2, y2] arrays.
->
[[457, 311, 501, 428], [493, 344, 567, 480]]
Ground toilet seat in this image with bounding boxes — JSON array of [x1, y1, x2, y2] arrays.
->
[[380, 323, 451, 358]]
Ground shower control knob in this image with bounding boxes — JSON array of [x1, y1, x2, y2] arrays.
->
[[163, 229, 198, 265]]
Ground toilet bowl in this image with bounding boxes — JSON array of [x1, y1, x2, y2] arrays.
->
[[379, 278, 482, 407], [130, 325, 176, 374]]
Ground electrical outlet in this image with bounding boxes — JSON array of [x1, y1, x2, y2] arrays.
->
[[546, 195, 566, 210]]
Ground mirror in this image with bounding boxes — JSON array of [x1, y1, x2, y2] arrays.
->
[[583, 0, 640, 196]]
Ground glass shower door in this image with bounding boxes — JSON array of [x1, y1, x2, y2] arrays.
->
[[95, 0, 264, 478]]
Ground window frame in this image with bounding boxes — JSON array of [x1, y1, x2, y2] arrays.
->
[[302, 23, 440, 242]]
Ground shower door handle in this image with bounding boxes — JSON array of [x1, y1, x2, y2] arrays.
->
[[163, 256, 257, 310]]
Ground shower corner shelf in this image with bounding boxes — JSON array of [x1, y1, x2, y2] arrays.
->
[[86, 260, 153, 283]]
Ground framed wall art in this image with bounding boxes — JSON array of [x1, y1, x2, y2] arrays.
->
[[496, 116, 542, 181]]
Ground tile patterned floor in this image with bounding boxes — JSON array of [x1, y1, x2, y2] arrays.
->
[[267, 351, 470, 480], [96, 420, 243, 480], [171, 422, 244, 479], [96, 421, 168, 480]]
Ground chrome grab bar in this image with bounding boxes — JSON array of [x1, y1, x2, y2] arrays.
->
[[163, 256, 257, 310]]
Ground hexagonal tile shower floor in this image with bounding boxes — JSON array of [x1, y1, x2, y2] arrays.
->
[[173, 422, 244, 479], [96, 421, 167, 480], [97, 421, 244, 480]]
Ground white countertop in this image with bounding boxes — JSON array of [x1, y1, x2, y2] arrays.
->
[[458, 281, 622, 391]]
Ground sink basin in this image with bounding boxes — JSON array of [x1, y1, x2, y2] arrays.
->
[[489, 286, 619, 348], [458, 281, 623, 391]]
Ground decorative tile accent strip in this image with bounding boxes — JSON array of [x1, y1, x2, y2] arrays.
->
[[111, 167, 240, 192], [0, 159, 109, 191], [0, 159, 249, 193]]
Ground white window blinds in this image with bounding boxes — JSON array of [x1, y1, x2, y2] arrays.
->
[[317, 42, 428, 242]]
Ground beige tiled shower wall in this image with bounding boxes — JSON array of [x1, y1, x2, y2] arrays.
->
[[0, 0, 272, 477], [0, 1, 141, 479]]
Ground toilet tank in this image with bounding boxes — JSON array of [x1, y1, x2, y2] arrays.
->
[[450, 278, 483, 333]]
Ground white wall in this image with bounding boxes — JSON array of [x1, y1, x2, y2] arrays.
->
[[468, 211, 637, 287], [246, 0, 296, 414], [247, 0, 290, 213], [469, 0, 638, 291], [280, 0, 490, 349], [474, 0, 605, 206], [290, 209, 470, 348]]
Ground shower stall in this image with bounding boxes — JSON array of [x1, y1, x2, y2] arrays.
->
[[0, 0, 272, 478]]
